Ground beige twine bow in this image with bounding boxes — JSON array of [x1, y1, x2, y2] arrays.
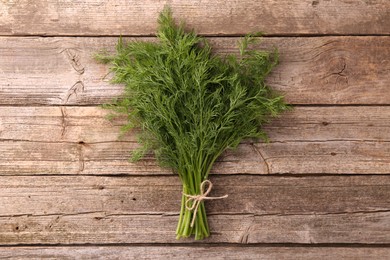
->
[[183, 180, 228, 228]]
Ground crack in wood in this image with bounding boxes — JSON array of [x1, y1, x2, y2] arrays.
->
[[78, 142, 85, 173], [63, 48, 85, 75], [333, 59, 348, 84], [268, 139, 390, 144], [46, 215, 61, 230], [102, 71, 112, 82], [1, 209, 390, 219], [0, 139, 133, 144], [251, 144, 270, 174], [60, 107, 67, 139], [335, 61, 347, 77], [60, 48, 86, 104], [209, 209, 390, 218], [322, 58, 349, 84], [239, 214, 255, 244], [64, 81, 85, 104]]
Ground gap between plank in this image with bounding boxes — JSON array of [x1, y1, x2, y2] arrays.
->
[[0, 243, 389, 248], [0, 173, 389, 178], [0, 34, 389, 38], [2, 104, 390, 108]]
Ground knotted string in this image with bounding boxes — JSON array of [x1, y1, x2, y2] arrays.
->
[[183, 180, 228, 228]]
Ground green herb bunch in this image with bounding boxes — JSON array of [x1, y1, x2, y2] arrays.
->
[[96, 8, 288, 240]]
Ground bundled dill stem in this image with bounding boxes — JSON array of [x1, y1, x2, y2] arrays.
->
[[96, 8, 288, 240]]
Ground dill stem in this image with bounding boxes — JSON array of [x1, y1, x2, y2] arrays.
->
[[195, 202, 209, 238], [175, 186, 186, 237], [176, 184, 210, 239], [182, 205, 192, 236]]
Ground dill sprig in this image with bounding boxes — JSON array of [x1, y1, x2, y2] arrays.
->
[[96, 7, 288, 240]]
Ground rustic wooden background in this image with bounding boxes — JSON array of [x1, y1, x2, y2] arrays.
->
[[0, 0, 389, 259]]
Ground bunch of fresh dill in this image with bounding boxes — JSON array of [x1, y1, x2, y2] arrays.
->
[[96, 8, 288, 240]]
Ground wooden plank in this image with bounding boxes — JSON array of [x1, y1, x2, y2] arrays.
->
[[0, 175, 389, 244], [2, 175, 388, 216], [2, 140, 388, 175], [3, 212, 390, 244], [0, 246, 389, 260], [0, 1, 389, 36], [1, 106, 390, 175], [2, 106, 390, 143], [259, 141, 390, 174], [0, 37, 389, 105]]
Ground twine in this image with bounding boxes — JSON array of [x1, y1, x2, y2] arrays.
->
[[183, 180, 228, 228]]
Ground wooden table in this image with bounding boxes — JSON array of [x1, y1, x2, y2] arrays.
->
[[0, 1, 389, 259]]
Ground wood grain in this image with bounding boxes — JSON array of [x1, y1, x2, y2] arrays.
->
[[0, 0, 389, 36], [0, 175, 389, 244], [10, 140, 388, 175], [0, 36, 389, 105], [1, 0, 389, 255], [2, 206, 389, 245], [1, 246, 389, 260], [2, 106, 390, 143], [1, 247, 390, 260], [1, 106, 390, 175]]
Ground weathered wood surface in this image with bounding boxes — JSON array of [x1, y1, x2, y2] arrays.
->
[[1, 247, 389, 260], [0, 175, 389, 244], [1, 0, 389, 255], [0, 36, 389, 105], [1, 106, 390, 175], [0, 0, 389, 36], [1, 106, 389, 143], [3, 140, 390, 175]]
